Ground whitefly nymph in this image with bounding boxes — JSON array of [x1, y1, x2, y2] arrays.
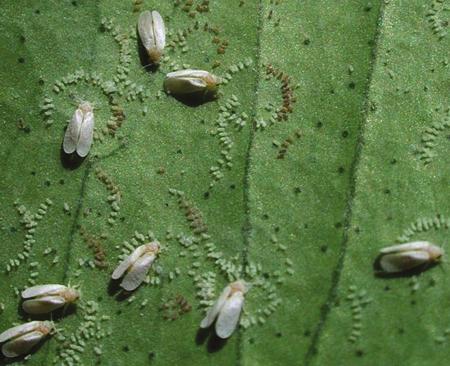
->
[[21, 284, 80, 315], [0, 321, 54, 358], [63, 101, 94, 157], [111, 241, 160, 291], [200, 280, 248, 339], [378, 241, 443, 273], [138, 10, 165, 64], [164, 69, 220, 96]]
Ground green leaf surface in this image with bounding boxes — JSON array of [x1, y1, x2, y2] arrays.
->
[[0, 1, 448, 365]]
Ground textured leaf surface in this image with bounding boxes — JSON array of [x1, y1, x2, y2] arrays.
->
[[0, 1, 448, 365]]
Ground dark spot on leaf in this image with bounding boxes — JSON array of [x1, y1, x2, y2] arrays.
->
[[31, 171, 36, 176], [384, 189, 390, 194], [355, 349, 364, 357], [342, 130, 349, 138], [10, 226, 17, 233], [72, 0, 78, 5], [303, 38, 310, 46], [120, 217, 125, 222], [429, 278, 436, 287], [398, 328, 404, 334], [148, 351, 155, 361], [294, 187, 302, 194], [338, 166, 345, 174], [122, 345, 130, 352], [38, 78, 45, 85], [44, 179, 51, 187], [19, 35, 26, 43], [320, 245, 328, 253], [410, 300, 416, 305], [390, 158, 397, 164], [262, 214, 269, 220], [317, 121, 323, 128], [335, 222, 342, 229], [248, 338, 255, 344], [384, 286, 390, 291], [18, 57, 25, 64], [230, 184, 236, 189], [35, 9, 40, 14], [274, 226, 280, 232], [303, 329, 311, 337], [59, 179, 65, 185], [348, 81, 356, 89], [304, 223, 308, 229], [354, 226, 360, 234], [203, 192, 210, 199], [177, 149, 182, 154]]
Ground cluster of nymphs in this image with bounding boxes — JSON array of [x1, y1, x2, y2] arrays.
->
[[62, 10, 220, 159]]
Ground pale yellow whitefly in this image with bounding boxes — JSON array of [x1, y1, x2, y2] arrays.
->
[[164, 69, 220, 96], [138, 10, 166, 64], [111, 242, 160, 291], [0, 321, 54, 358], [63, 101, 94, 157], [21, 284, 80, 315], [200, 280, 248, 339], [378, 241, 443, 273]]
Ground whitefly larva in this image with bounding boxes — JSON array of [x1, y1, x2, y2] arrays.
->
[[63, 101, 94, 158], [0, 321, 54, 358], [378, 241, 443, 273], [21, 284, 80, 315], [164, 69, 220, 96], [138, 10, 165, 64], [111, 242, 160, 291], [200, 280, 248, 339]]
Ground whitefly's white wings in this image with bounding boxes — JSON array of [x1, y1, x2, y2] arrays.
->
[[22, 296, 66, 314], [120, 252, 156, 291], [380, 250, 430, 273], [112, 245, 149, 280], [200, 285, 232, 329], [63, 108, 83, 154], [151, 11, 165, 50], [22, 284, 66, 299], [379, 241, 431, 254], [0, 321, 42, 343], [2, 330, 45, 358], [138, 11, 165, 52], [76, 110, 94, 157], [215, 291, 245, 339]]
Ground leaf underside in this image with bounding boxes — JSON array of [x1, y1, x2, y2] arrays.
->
[[0, 1, 448, 366]]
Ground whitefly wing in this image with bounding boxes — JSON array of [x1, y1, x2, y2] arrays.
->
[[0, 321, 41, 343], [2, 330, 46, 358], [151, 11, 165, 50], [138, 11, 154, 51], [22, 284, 66, 299], [76, 110, 94, 157], [380, 250, 430, 273], [22, 296, 66, 314], [120, 252, 156, 291], [215, 291, 245, 339], [112, 245, 149, 280], [200, 285, 232, 329], [63, 108, 83, 154], [379, 241, 432, 254]]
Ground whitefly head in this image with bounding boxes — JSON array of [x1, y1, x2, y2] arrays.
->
[[63, 287, 80, 303], [230, 280, 248, 294], [145, 241, 160, 254], [79, 101, 93, 113], [428, 243, 444, 261]]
